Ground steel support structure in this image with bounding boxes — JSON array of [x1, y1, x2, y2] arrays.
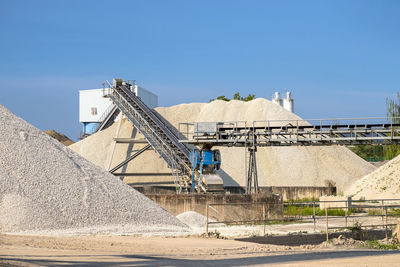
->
[[109, 144, 152, 174], [246, 147, 258, 194], [179, 118, 400, 193]]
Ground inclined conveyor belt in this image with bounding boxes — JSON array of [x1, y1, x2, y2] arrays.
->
[[107, 82, 195, 191]]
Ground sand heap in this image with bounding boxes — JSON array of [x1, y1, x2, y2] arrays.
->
[[346, 154, 400, 199], [0, 105, 188, 235], [70, 98, 375, 192]]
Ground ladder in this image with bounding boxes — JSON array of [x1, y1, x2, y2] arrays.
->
[[103, 80, 203, 192]]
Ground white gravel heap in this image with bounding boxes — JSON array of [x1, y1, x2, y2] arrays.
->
[[0, 105, 189, 235], [346, 154, 400, 199], [176, 211, 217, 228]]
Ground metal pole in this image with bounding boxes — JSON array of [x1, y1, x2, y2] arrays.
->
[[263, 202, 266, 236], [206, 203, 209, 235], [313, 201, 316, 232], [385, 206, 388, 239], [381, 200, 384, 229], [325, 208, 329, 242]]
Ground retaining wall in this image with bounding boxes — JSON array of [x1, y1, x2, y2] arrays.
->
[[135, 185, 336, 200], [145, 193, 283, 221]]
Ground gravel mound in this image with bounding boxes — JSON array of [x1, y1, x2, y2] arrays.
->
[[0, 105, 189, 235], [346, 154, 400, 199], [71, 98, 374, 191], [176, 211, 216, 228]]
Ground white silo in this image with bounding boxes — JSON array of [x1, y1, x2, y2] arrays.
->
[[272, 92, 282, 106], [283, 91, 294, 113]]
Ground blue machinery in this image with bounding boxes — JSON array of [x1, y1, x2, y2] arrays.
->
[[190, 149, 222, 192]]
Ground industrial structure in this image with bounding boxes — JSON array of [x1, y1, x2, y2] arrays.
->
[[79, 84, 158, 137], [179, 118, 400, 193], [87, 79, 400, 194], [102, 79, 223, 193]]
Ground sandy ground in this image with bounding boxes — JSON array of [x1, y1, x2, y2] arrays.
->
[[1, 234, 400, 266]]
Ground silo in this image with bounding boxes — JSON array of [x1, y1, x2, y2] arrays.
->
[[272, 92, 282, 106], [283, 91, 294, 113]]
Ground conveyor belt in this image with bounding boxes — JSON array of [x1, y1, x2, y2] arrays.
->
[[181, 120, 400, 147], [105, 81, 198, 192]]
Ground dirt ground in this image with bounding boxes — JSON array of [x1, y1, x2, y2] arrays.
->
[[1, 234, 399, 266]]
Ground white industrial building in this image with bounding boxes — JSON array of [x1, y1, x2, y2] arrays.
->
[[272, 91, 294, 113], [79, 84, 158, 136]]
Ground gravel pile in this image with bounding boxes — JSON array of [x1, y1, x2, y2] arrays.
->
[[0, 105, 189, 235], [346, 154, 400, 199], [176, 211, 218, 228], [71, 98, 374, 191]]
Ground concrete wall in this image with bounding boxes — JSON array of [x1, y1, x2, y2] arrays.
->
[[145, 193, 283, 222], [135, 185, 336, 201], [225, 186, 336, 200]]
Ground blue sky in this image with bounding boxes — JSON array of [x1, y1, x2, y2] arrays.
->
[[1, 0, 399, 140]]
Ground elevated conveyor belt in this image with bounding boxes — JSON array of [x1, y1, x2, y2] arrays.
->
[[103, 80, 203, 192], [179, 119, 400, 193], [179, 120, 400, 147]]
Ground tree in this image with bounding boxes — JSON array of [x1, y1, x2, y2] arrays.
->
[[210, 92, 256, 102], [349, 92, 400, 161], [384, 92, 400, 160]]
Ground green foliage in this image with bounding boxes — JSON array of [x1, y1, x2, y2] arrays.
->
[[348, 221, 363, 232], [384, 92, 400, 160], [283, 205, 350, 216], [284, 197, 319, 203], [349, 92, 400, 161], [209, 92, 255, 102], [349, 145, 384, 162], [364, 240, 400, 250]]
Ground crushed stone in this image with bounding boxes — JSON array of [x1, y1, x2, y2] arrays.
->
[[346, 154, 400, 199], [176, 211, 220, 228], [0, 105, 189, 235]]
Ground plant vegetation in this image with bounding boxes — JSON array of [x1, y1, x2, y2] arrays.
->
[[363, 240, 400, 250], [349, 92, 400, 161], [209, 92, 256, 102], [284, 205, 353, 216]]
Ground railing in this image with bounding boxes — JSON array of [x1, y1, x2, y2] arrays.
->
[[92, 103, 117, 133], [97, 103, 116, 124], [205, 198, 400, 239]]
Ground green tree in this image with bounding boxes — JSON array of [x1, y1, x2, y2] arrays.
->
[[209, 95, 230, 102], [210, 92, 256, 102], [384, 92, 400, 160], [349, 92, 400, 161], [349, 145, 384, 162]]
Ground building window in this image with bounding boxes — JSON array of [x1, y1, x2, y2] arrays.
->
[[91, 107, 97, 116]]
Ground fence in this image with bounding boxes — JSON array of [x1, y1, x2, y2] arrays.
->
[[205, 198, 400, 240]]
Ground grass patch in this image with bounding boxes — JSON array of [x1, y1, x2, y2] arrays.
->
[[284, 197, 319, 203], [229, 219, 304, 226], [363, 240, 400, 250], [284, 205, 352, 217]]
